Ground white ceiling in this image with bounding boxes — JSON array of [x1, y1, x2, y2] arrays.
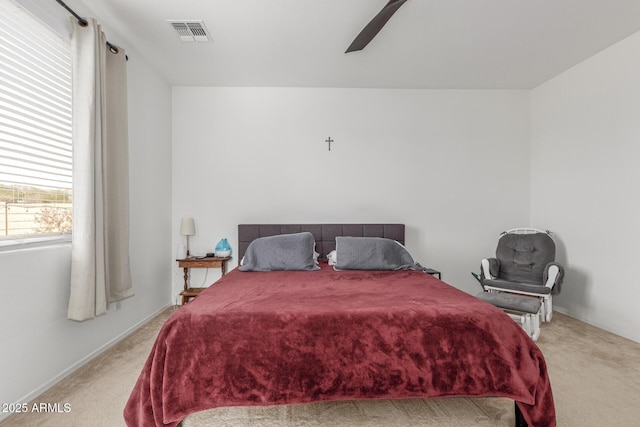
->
[[79, 0, 640, 89]]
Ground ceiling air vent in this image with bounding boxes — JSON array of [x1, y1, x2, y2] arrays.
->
[[167, 20, 210, 42]]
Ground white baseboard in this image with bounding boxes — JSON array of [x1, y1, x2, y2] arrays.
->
[[0, 304, 172, 423]]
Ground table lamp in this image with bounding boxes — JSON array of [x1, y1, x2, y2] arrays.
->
[[180, 217, 195, 257]]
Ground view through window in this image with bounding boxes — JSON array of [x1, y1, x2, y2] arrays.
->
[[0, 0, 72, 240]]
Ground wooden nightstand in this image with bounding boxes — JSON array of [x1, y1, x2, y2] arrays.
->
[[425, 268, 441, 279], [177, 256, 231, 304]]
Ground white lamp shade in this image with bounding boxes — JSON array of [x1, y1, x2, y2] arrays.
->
[[180, 217, 195, 236]]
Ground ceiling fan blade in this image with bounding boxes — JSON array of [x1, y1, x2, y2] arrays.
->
[[345, 0, 409, 53]]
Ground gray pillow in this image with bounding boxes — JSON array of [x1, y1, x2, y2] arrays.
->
[[334, 236, 418, 271], [239, 232, 320, 272]]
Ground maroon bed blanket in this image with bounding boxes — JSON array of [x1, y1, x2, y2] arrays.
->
[[124, 262, 555, 426]]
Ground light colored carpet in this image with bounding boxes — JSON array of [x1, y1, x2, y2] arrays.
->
[[2, 308, 640, 427], [182, 397, 515, 427]]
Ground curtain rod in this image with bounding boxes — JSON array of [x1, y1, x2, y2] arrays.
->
[[55, 0, 129, 60]]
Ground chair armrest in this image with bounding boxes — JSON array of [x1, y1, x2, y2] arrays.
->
[[544, 262, 565, 294], [481, 258, 499, 281]]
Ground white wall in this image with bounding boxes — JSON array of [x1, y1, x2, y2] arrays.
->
[[0, 1, 173, 416], [531, 31, 640, 342], [172, 87, 531, 296]]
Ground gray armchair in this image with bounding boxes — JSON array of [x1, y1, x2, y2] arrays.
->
[[480, 229, 564, 322]]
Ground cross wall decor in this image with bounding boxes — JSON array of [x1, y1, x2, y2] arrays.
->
[[325, 137, 333, 151]]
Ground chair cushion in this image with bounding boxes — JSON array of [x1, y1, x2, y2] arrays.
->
[[476, 292, 542, 314], [483, 279, 551, 295], [496, 232, 555, 284]]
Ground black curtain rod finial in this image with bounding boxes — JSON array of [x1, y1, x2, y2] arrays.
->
[[55, 0, 128, 60]]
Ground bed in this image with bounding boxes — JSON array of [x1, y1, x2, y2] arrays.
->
[[124, 224, 555, 427]]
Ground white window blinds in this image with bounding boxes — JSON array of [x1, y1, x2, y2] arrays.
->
[[0, 0, 72, 238]]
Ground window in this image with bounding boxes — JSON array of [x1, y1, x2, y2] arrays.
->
[[0, 0, 72, 245]]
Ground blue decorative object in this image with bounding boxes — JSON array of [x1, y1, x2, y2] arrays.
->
[[214, 238, 231, 257]]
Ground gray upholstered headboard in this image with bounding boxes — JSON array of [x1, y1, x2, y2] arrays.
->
[[238, 224, 405, 261]]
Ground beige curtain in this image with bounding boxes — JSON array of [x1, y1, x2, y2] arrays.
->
[[68, 17, 133, 322]]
